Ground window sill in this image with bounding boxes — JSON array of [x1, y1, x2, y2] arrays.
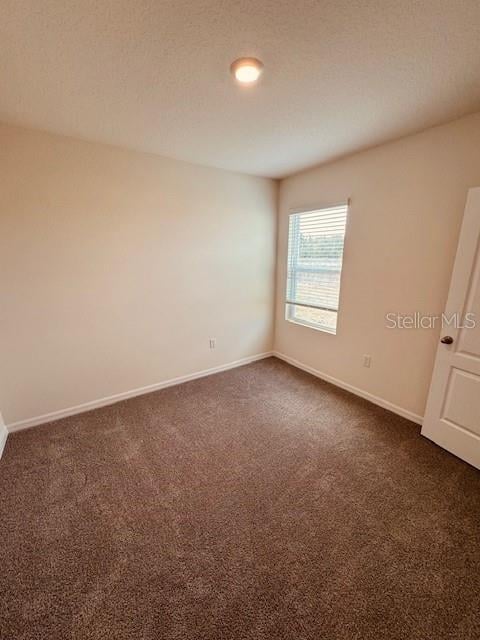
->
[[286, 317, 337, 335]]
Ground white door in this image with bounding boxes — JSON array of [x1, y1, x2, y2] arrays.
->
[[422, 187, 480, 470]]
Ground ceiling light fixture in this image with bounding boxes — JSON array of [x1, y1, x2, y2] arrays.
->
[[230, 58, 264, 85]]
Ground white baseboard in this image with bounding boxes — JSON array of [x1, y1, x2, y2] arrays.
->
[[0, 412, 8, 459], [7, 351, 273, 433], [273, 351, 423, 425], [6, 350, 422, 434]]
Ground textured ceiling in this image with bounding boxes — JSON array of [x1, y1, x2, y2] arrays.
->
[[1, 1, 480, 178]]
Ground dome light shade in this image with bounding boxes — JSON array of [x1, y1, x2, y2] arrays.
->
[[230, 58, 264, 85]]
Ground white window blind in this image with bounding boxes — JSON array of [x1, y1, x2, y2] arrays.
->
[[285, 203, 348, 333]]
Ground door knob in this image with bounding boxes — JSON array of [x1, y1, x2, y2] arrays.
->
[[440, 336, 454, 344]]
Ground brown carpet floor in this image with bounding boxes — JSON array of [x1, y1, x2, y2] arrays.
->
[[0, 357, 479, 639]]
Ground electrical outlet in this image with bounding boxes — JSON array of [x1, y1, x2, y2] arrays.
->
[[209, 338, 216, 349], [363, 354, 371, 368]]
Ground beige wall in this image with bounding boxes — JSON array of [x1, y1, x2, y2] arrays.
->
[[274, 113, 480, 419], [3, 113, 480, 427], [0, 125, 277, 425]]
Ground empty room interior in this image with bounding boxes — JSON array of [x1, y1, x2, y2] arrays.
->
[[1, 2, 480, 638]]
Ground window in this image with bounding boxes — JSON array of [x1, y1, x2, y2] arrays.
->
[[285, 203, 348, 334]]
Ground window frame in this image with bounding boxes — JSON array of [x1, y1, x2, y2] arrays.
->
[[285, 202, 349, 335]]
